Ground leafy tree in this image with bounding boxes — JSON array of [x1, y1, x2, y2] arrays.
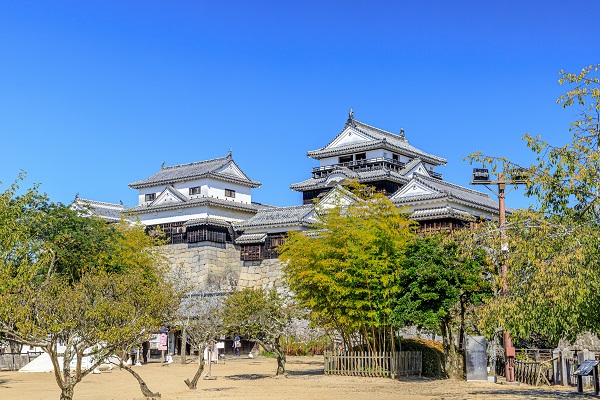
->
[[170, 267, 225, 390], [0, 176, 176, 400], [466, 64, 600, 346], [391, 233, 491, 379], [279, 186, 415, 353], [221, 287, 292, 375], [473, 210, 600, 346]]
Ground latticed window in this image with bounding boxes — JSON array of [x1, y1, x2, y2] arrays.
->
[[145, 193, 156, 202], [241, 245, 263, 261], [225, 189, 235, 198], [189, 186, 201, 195], [265, 234, 285, 259]]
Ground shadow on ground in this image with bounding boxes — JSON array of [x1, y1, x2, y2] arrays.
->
[[203, 387, 235, 392], [224, 374, 271, 380], [287, 360, 324, 366], [468, 388, 596, 399], [285, 369, 324, 377]]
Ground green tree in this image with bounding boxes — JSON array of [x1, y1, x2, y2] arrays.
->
[[391, 233, 491, 379], [279, 186, 415, 353], [473, 210, 600, 346], [0, 176, 176, 400], [221, 287, 292, 375], [467, 64, 600, 345]]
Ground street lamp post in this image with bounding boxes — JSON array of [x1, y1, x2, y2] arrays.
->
[[471, 168, 525, 383]]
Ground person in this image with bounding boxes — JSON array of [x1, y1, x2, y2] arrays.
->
[[233, 336, 241, 356], [130, 347, 138, 364], [142, 341, 149, 364]]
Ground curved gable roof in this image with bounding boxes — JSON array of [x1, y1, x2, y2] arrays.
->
[[129, 155, 261, 189]]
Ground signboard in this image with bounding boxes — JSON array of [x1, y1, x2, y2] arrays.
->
[[466, 336, 488, 382], [575, 360, 600, 376], [158, 333, 168, 351]]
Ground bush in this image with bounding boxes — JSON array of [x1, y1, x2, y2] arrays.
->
[[400, 338, 445, 378]]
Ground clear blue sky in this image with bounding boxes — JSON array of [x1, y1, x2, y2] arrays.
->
[[1, 1, 598, 210]]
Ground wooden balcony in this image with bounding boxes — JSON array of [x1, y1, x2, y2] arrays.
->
[[311, 157, 406, 178]]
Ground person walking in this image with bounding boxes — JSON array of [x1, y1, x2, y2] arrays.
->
[[233, 336, 241, 356]]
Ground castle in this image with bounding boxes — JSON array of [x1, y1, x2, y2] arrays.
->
[[74, 111, 501, 289]]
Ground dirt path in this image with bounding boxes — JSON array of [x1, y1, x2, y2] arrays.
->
[[0, 356, 594, 399]]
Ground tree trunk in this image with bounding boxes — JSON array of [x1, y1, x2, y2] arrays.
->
[[59, 385, 74, 400], [180, 328, 187, 365], [120, 363, 161, 398], [441, 320, 464, 380], [274, 338, 286, 376], [184, 360, 205, 389]]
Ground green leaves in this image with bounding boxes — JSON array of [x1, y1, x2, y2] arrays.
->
[[0, 176, 176, 388], [280, 187, 415, 350]]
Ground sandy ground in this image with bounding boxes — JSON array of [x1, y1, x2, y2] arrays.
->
[[0, 356, 595, 400]]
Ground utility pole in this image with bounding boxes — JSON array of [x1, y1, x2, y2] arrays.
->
[[471, 168, 525, 383]]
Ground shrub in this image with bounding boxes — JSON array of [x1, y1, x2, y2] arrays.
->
[[400, 338, 445, 378]]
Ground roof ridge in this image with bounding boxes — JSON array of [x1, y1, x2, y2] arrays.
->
[[75, 198, 123, 208], [354, 119, 406, 142], [415, 173, 491, 198], [162, 155, 229, 171]]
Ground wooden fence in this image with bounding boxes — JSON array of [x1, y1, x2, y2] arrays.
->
[[0, 352, 43, 371], [514, 359, 553, 386], [324, 351, 422, 378]]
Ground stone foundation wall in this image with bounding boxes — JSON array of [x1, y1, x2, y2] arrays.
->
[[160, 242, 285, 290], [237, 258, 286, 289]]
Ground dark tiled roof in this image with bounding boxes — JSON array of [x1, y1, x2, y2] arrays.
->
[[125, 196, 259, 215], [71, 198, 124, 222], [306, 119, 446, 165], [183, 217, 232, 229], [129, 155, 261, 189], [235, 233, 267, 244], [392, 173, 501, 211], [233, 204, 315, 230], [290, 167, 408, 191], [410, 206, 475, 221]]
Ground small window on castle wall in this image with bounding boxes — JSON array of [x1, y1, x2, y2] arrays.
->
[[145, 193, 156, 202], [392, 154, 399, 161], [225, 189, 235, 198], [355, 153, 366, 161], [189, 186, 201, 195]]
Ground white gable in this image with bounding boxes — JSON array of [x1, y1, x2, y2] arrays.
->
[[150, 187, 187, 206], [403, 162, 431, 179], [318, 185, 359, 209], [327, 127, 371, 149], [213, 161, 247, 179], [390, 180, 437, 200]]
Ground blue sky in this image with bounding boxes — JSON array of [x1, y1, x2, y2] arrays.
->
[[1, 1, 598, 210]]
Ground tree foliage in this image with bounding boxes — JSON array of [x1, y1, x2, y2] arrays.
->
[[392, 233, 491, 378], [221, 287, 292, 375], [0, 176, 176, 400], [279, 186, 415, 352], [472, 211, 600, 346], [466, 64, 600, 346]]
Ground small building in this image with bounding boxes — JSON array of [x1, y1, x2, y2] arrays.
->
[[126, 153, 262, 245]]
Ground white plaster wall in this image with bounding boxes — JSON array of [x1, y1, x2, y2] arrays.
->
[[132, 205, 255, 226]]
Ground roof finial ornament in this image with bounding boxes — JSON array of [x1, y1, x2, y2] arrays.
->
[[161, 161, 166, 169], [399, 128, 405, 139], [228, 149, 232, 157], [346, 108, 356, 128]]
